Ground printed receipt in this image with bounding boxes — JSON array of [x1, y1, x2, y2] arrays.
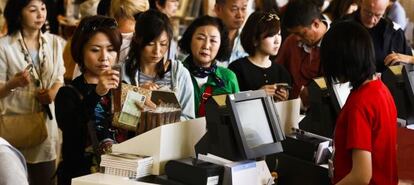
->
[[118, 90, 146, 127]]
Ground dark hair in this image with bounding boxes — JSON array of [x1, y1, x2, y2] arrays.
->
[[321, 20, 376, 89], [324, 0, 356, 21], [178, 15, 230, 62], [255, 0, 279, 14], [97, 0, 111, 16], [241, 11, 280, 56], [282, 0, 322, 29], [149, 0, 166, 9], [4, 0, 46, 35], [125, 10, 173, 85], [310, 0, 325, 9], [215, 0, 226, 5], [71, 15, 122, 72]]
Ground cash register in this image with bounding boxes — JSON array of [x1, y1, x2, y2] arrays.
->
[[164, 90, 285, 185]]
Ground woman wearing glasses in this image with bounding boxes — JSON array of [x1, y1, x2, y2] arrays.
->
[[229, 11, 291, 101], [123, 10, 195, 120], [0, 0, 65, 185], [179, 16, 239, 117], [54, 15, 122, 185]]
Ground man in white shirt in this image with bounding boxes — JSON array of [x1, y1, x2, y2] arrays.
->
[[214, 0, 249, 67], [0, 137, 29, 185]]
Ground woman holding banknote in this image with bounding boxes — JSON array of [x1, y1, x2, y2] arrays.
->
[[54, 15, 123, 185], [123, 10, 195, 120]]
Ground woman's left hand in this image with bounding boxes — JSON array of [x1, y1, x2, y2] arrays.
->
[[37, 89, 54, 104], [36, 83, 62, 104], [98, 140, 114, 155], [275, 88, 289, 101], [384, 52, 414, 66]]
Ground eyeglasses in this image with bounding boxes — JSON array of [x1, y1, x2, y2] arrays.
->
[[80, 17, 118, 32], [361, 8, 384, 19], [260, 13, 280, 22]]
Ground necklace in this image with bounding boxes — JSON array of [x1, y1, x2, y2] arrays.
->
[[19, 31, 46, 89]]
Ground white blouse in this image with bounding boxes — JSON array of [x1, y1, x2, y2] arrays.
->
[[0, 31, 66, 163]]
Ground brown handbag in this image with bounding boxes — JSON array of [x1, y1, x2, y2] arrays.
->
[[0, 112, 48, 148], [0, 33, 58, 148]]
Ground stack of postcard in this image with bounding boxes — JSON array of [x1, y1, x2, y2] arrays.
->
[[100, 152, 153, 178]]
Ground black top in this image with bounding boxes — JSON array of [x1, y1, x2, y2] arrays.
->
[[228, 57, 292, 91], [55, 75, 114, 185], [56, 75, 115, 142], [341, 11, 412, 72]]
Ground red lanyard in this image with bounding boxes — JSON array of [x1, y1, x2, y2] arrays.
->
[[198, 86, 213, 117]]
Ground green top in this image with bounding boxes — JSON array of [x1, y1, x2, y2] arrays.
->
[[183, 59, 240, 117]]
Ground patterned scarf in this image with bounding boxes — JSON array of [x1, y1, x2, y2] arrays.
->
[[187, 58, 225, 88]]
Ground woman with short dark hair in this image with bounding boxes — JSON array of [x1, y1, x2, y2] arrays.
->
[[0, 1, 66, 184], [179, 15, 239, 117], [55, 15, 122, 185], [321, 21, 398, 185], [70, 16, 122, 73], [229, 11, 291, 101]]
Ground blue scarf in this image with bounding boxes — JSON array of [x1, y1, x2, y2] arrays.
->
[[187, 58, 225, 88]]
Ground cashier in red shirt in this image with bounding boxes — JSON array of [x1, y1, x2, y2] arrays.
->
[[320, 21, 398, 185]]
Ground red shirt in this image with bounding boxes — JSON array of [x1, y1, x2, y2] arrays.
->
[[276, 35, 323, 98], [333, 80, 398, 185]]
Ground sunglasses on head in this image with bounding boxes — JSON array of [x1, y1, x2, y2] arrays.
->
[[80, 17, 118, 32]]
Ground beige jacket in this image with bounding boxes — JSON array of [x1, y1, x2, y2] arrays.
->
[[0, 32, 66, 163]]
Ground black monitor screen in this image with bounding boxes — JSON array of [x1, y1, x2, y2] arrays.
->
[[403, 64, 414, 125], [383, 64, 414, 126], [195, 90, 284, 161], [235, 99, 274, 148], [406, 65, 414, 93], [299, 77, 342, 138]]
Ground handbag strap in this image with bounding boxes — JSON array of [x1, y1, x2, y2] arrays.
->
[[65, 84, 83, 100]]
